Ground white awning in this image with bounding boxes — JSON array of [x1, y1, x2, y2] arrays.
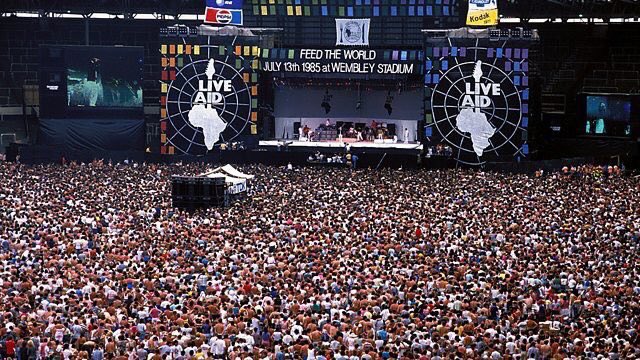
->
[[199, 164, 254, 179]]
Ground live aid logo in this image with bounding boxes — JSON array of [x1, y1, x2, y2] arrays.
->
[[461, 83, 501, 108], [193, 79, 233, 106]]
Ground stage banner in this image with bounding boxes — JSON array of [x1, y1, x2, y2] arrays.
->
[[159, 35, 260, 155], [261, 48, 422, 75], [424, 30, 537, 165], [336, 19, 370, 46], [466, 0, 498, 26], [204, 0, 243, 26]]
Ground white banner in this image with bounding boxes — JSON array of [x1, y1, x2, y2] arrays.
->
[[336, 19, 370, 46]]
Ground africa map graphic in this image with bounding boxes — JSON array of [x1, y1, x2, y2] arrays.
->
[[187, 60, 228, 150], [455, 60, 496, 156]]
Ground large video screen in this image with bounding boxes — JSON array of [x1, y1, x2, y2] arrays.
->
[[584, 95, 632, 136], [66, 47, 143, 108]]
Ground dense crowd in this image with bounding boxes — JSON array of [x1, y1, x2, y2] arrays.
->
[[0, 161, 638, 360]]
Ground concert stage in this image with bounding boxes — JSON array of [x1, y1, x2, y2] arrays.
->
[[259, 140, 424, 154]]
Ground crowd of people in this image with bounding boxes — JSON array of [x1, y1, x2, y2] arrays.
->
[[0, 161, 638, 359]]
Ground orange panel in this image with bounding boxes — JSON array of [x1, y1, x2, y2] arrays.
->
[[169, 57, 176, 67], [186, 45, 192, 55], [251, 86, 257, 96], [161, 57, 168, 67], [169, 45, 176, 54]]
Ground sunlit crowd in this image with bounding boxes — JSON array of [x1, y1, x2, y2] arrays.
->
[[0, 161, 638, 359]]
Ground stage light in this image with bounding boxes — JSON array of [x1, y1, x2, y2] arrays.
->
[[321, 101, 331, 114], [384, 91, 394, 115], [321, 89, 332, 114]]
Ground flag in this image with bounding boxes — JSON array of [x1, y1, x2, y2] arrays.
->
[[335, 19, 370, 46], [467, 0, 499, 26], [206, 0, 243, 10], [204, 7, 243, 26]]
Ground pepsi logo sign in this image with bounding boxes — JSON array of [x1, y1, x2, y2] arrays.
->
[[216, 10, 232, 24]]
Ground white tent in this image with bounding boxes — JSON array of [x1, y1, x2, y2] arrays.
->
[[200, 164, 254, 180], [198, 165, 253, 194]]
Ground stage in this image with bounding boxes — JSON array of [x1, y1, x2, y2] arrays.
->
[[259, 140, 424, 153]]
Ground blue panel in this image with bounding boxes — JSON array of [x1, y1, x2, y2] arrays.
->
[[408, 6, 414, 16], [391, 6, 397, 16], [425, 127, 433, 137], [522, 117, 528, 128], [522, 89, 529, 100], [443, 5, 449, 15], [347, 6, 353, 16], [487, 48, 494, 58], [433, 73, 440, 84], [505, 62, 512, 72], [523, 76, 529, 86], [321, 6, 328, 15], [514, 62, 521, 72], [513, 76, 521, 86], [373, 6, 379, 16], [417, 6, 423, 15], [522, 144, 529, 155], [441, 60, 448, 70], [496, 48, 503, 58], [522, 103, 529, 114], [451, 47, 457, 57], [427, 5, 433, 15], [425, 74, 432, 84], [401, 51, 407, 61]]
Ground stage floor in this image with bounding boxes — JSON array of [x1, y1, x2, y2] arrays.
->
[[259, 140, 424, 151]]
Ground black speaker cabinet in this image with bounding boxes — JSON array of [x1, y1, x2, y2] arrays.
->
[[171, 176, 227, 209]]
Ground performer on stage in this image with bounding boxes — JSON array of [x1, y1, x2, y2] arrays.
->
[[404, 128, 410, 143]]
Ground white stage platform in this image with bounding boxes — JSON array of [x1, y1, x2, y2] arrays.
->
[[259, 140, 423, 151]]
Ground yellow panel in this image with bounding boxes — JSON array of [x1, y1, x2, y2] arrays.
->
[[177, 44, 183, 54], [261, 5, 268, 15], [295, 5, 302, 15], [286, 5, 293, 15], [244, 46, 250, 56], [161, 45, 167, 54], [194, 45, 200, 55], [161, 83, 168, 94], [252, 46, 259, 56], [269, 0, 275, 4], [251, 59, 259, 69], [251, 124, 257, 135]]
